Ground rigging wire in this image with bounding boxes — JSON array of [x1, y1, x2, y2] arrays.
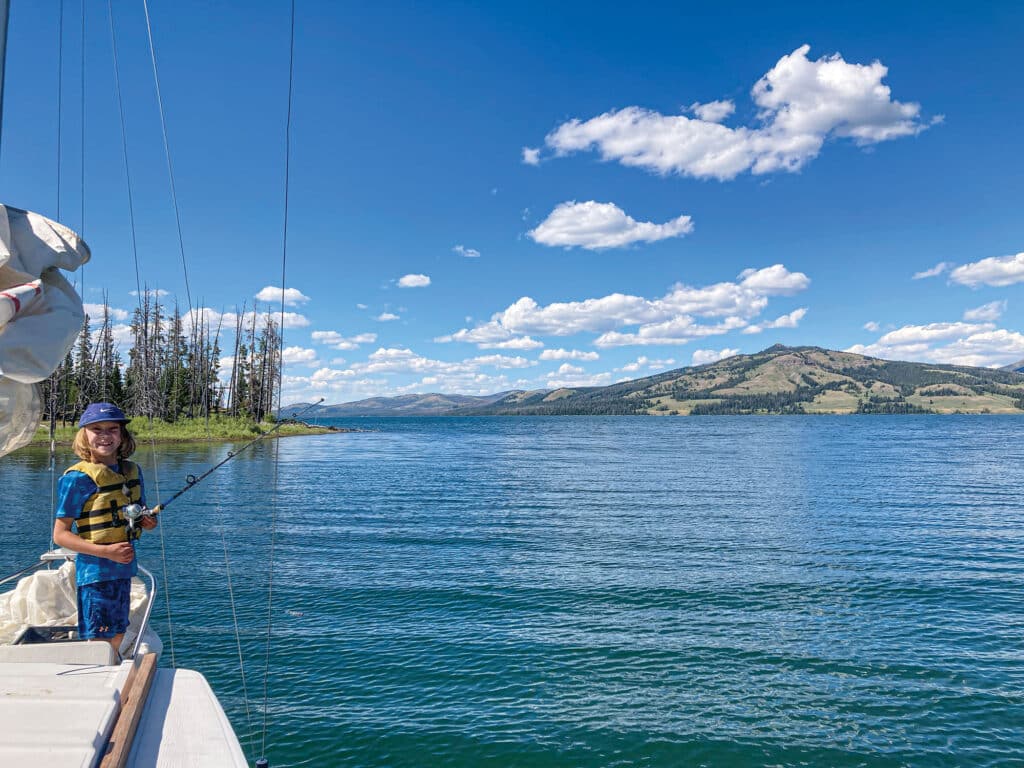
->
[[107, 0, 177, 667], [80, 0, 86, 243], [56, 0, 64, 221], [48, 0, 67, 553], [220, 522, 257, 761], [141, 0, 193, 315], [261, 0, 297, 759]]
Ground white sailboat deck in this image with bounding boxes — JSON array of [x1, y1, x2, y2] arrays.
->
[[0, 656, 247, 767]]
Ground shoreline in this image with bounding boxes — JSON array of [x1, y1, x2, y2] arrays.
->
[[29, 417, 359, 448]]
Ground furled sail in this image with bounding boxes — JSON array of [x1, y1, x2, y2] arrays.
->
[[0, 204, 90, 457]]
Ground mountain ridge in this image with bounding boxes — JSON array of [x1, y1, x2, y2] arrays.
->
[[283, 346, 1024, 417]]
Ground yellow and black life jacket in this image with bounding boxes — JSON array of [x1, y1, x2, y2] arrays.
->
[[64, 460, 142, 544]]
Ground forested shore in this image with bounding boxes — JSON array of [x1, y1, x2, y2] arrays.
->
[[41, 291, 286, 429]]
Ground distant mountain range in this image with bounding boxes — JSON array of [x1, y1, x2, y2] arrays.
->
[[283, 345, 1024, 417]]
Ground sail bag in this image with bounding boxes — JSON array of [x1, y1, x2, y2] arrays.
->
[[0, 205, 90, 456]]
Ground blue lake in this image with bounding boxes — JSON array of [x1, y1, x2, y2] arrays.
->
[[3, 416, 1023, 766]]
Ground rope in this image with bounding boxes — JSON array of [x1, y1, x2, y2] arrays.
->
[[107, 0, 177, 668], [261, 0, 296, 756], [141, 0, 193, 315]]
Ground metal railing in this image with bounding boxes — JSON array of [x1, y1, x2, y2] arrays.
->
[[0, 550, 158, 661]]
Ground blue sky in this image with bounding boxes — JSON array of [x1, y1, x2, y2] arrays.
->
[[2, 1, 1023, 405]]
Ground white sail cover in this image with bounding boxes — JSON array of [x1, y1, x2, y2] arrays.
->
[[0, 205, 90, 457]]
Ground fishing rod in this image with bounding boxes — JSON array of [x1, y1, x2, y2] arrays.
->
[[138, 399, 325, 521]]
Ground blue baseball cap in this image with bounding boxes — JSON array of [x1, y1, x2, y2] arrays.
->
[[79, 402, 130, 428]]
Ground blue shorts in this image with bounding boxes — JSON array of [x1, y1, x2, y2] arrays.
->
[[77, 578, 132, 639]]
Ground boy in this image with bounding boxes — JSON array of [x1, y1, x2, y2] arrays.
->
[[52, 403, 157, 657]]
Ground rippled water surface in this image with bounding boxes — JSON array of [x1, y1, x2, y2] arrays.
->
[[4, 417, 1024, 767]]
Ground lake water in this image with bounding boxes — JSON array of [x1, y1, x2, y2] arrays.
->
[[3, 416, 1023, 767]]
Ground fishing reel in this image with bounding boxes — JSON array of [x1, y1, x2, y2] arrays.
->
[[121, 503, 147, 536]]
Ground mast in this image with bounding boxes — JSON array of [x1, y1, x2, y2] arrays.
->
[[0, 0, 8, 162]]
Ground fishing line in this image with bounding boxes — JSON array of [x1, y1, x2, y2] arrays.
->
[[148, 400, 321, 516]]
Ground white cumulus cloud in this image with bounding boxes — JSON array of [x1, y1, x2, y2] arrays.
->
[[863, 321, 880, 332], [398, 274, 431, 288], [742, 307, 808, 334], [522, 147, 541, 165], [83, 303, 130, 322], [692, 348, 740, 365], [950, 252, 1024, 288], [689, 99, 735, 122], [255, 286, 311, 305], [282, 346, 318, 365], [528, 200, 693, 250], [846, 319, 1024, 367], [540, 45, 931, 181], [377, 312, 400, 321], [442, 264, 810, 349]]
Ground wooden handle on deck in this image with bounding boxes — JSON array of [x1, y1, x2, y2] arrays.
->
[[100, 652, 158, 768]]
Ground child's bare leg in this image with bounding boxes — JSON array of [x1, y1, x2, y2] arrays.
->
[[109, 633, 124, 658]]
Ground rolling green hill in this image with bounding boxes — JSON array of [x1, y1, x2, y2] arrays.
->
[[456, 345, 1024, 416]]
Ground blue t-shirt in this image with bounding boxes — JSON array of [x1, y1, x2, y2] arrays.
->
[[55, 463, 146, 587]]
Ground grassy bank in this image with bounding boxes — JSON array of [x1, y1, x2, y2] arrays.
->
[[32, 415, 338, 446]]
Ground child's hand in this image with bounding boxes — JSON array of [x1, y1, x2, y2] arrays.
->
[[139, 514, 158, 530], [105, 542, 135, 563]]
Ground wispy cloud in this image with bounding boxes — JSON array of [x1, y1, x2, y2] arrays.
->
[[311, 331, 377, 351], [522, 147, 540, 165], [539, 349, 600, 361], [453, 244, 481, 258], [618, 355, 677, 372], [538, 45, 932, 180], [377, 312, 400, 321], [912, 262, 952, 280], [528, 201, 693, 250], [546, 363, 612, 389], [963, 300, 1006, 322]]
